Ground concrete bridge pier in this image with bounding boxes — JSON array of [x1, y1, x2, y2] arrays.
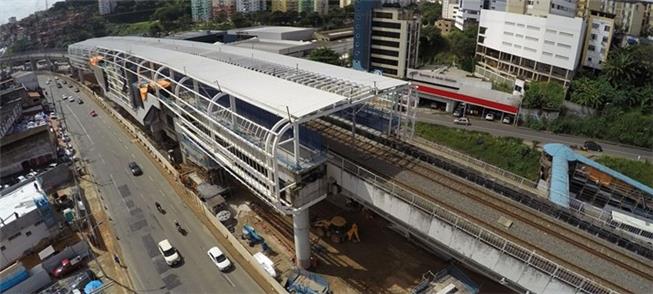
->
[[30, 59, 37, 71], [293, 208, 311, 269]]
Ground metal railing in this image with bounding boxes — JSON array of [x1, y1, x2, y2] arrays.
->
[[328, 152, 616, 294]]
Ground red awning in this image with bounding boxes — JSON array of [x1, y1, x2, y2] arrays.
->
[[416, 84, 519, 114]]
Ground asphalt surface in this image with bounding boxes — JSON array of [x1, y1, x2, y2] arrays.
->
[[40, 74, 263, 294], [415, 111, 653, 161]]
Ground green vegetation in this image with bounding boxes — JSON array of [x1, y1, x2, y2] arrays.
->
[[524, 44, 653, 148], [596, 156, 653, 187], [522, 81, 565, 111], [492, 81, 512, 93], [308, 47, 342, 66], [415, 122, 541, 181], [108, 20, 158, 36]]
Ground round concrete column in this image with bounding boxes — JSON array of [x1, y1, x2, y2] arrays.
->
[[293, 208, 311, 269]]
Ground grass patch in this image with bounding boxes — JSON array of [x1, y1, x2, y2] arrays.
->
[[595, 156, 653, 188], [415, 122, 541, 181], [109, 20, 156, 36]]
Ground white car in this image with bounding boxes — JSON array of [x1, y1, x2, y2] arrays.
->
[[158, 239, 181, 266], [207, 246, 231, 271], [453, 117, 471, 125], [485, 113, 495, 121], [502, 116, 512, 124], [69, 97, 75, 103]]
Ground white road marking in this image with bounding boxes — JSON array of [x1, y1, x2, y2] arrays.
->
[[65, 104, 94, 145], [221, 273, 236, 287], [131, 153, 135, 159], [98, 154, 106, 164], [148, 175, 154, 181]]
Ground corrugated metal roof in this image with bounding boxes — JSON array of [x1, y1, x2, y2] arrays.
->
[[543, 143, 653, 208], [71, 37, 406, 119]]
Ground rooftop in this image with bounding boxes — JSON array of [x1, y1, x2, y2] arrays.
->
[[0, 179, 45, 228], [71, 37, 406, 120], [227, 37, 314, 54], [229, 26, 315, 34]]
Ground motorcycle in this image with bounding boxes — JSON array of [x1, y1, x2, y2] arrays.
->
[[155, 202, 165, 214]]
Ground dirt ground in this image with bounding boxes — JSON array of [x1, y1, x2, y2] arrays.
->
[[226, 179, 509, 294]]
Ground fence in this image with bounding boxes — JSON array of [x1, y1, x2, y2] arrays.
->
[[328, 152, 615, 294]]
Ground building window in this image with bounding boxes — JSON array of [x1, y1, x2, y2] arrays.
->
[[371, 39, 399, 48], [544, 40, 555, 45], [505, 21, 515, 26], [546, 29, 557, 34], [588, 45, 596, 51], [372, 30, 401, 39], [371, 48, 399, 57], [526, 25, 540, 31], [592, 23, 600, 29], [525, 36, 538, 41], [478, 36, 485, 43], [370, 57, 399, 66], [588, 57, 592, 62], [524, 47, 537, 52], [604, 25, 610, 31], [8, 232, 21, 241], [504, 31, 514, 36], [555, 54, 569, 60], [591, 33, 597, 40], [543, 51, 553, 56], [373, 12, 393, 19], [559, 31, 573, 37], [502, 41, 513, 47], [602, 36, 609, 43], [372, 21, 401, 29], [479, 26, 487, 34], [557, 43, 571, 49]]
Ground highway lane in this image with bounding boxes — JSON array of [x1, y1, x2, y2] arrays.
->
[[415, 111, 653, 161], [40, 74, 263, 294]]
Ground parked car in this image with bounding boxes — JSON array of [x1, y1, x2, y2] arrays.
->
[[62, 80, 67, 84], [78, 99, 84, 104], [68, 97, 75, 103], [158, 239, 181, 266], [583, 141, 603, 152], [74, 88, 79, 92], [452, 109, 463, 117], [207, 247, 232, 272], [51, 256, 83, 278], [90, 110, 97, 117], [128, 161, 142, 176], [62, 95, 68, 101], [68, 269, 96, 291], [485, 113, 495, 121], [502, 116, 512, 124], [453, 117, 471, 125]]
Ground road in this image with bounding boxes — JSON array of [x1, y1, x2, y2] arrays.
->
[[415, 111, 653, 161], [40, 74, 264, 294]]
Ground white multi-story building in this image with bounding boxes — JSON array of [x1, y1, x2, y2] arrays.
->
[[581, 11, 614, 69], [236, 0, 266, 13], [442, 0, 460, 20], [475, 9, 586, 88], [98, 0, 117, 15], [369, 7, 421, 79], [0, 180, 57, 269], [455, 0, 484, 30]]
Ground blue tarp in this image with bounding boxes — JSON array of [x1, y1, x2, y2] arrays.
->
[[84, 280, 103, 294], [543, 143, 653, 208]]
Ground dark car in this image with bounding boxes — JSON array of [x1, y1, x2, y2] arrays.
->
[[51, 256, 83, 278], [78, 99, 84, 104], [583, 141, 603, 152], [129, 161, 143, 176]]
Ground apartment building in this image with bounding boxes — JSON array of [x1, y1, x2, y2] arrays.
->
[[581, 11, 615, 69], [475, 9, 586, 88], [506, 0, 579, 17], [236, 0, 266, 13], [212, 0, 236, 17], [298, 0, 340, 15], [353, 7, 420, 79], [98, 0, 117, 15], [442, 0, 460, 20], [455, 0, 484, 30], [600, 0, 648, 36], [191, 0, 212, 22], [272, 0, 298, 12]]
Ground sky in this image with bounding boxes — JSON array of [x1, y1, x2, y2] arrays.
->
[[0, 0, 65, 25]]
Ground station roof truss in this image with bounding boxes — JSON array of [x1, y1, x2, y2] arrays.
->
[[68, 37, 416, 213]]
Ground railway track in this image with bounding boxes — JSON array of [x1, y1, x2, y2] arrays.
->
[[309, 119, 653, 294]]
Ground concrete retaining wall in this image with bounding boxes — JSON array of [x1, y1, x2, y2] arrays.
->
[[326, 159, 579, 294]]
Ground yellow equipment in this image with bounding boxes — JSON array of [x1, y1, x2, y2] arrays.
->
[[347, 223, 360, 243], [313, 216, 347, 243]]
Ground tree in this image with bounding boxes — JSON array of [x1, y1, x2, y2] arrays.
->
[[602, 49, 641, 86], [569, 77, 618, 109], [418, 2, 442, 26], [522, 81, 564, 110], [448, 24, 478, 71], [308, 47, 342, 66], [419, 25, 447, 64]]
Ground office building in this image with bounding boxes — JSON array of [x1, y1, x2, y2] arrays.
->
[[353, 5, 420, 79], [236, 0, 266, 13], [191, 0, 212, 22], [506, 0, 578, 17], [8, 17, 17, 24], [442, 0, 460, 20], [475, 10, 586, 88], [98, 0, 117, 15], [581, 11, 614, 69], [272, 0, 298, 12]]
